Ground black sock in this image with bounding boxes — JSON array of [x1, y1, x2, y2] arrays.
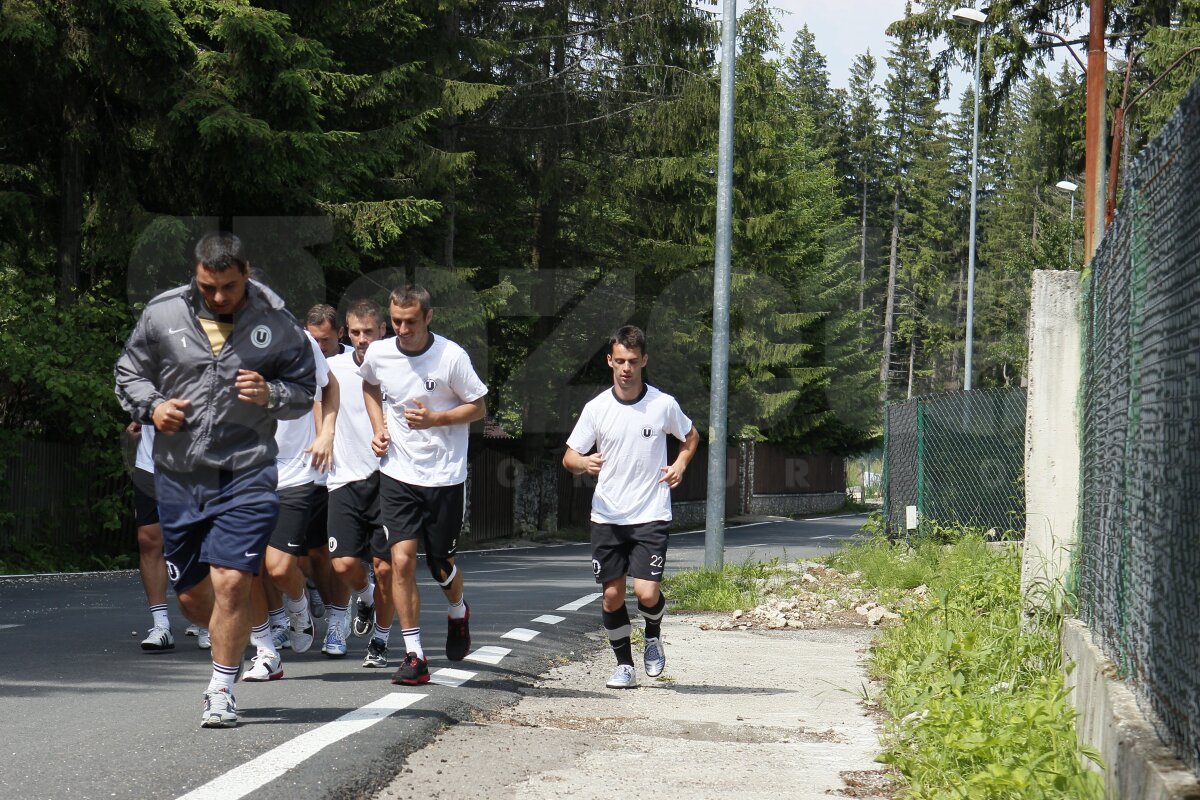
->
[[602, 605, 633, 666], [638, 592, 666, 640]]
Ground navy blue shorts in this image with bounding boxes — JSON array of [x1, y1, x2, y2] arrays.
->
[[155, 464, 279, 593]]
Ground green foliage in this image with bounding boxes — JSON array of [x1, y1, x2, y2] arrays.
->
[[837, 534, 1105, 799]]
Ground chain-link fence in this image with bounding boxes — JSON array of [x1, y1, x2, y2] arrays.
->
[[883, 389, 1026, 538], [1079, 76, 1200, 775]]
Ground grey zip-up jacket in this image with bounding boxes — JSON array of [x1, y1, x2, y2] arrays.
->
[[114, 280, 316, 473]]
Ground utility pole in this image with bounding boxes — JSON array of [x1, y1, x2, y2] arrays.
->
[[705, 0, 737, 570], [1083, 0, 1107, 262]]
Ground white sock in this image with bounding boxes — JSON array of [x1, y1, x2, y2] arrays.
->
[[447, 597, 467, 620], [250, 621, 277, 658], [269, 607, 287, 629], [401, 627, 423, 659], [355, 580, 376, 607], [327, 605, 348, 631], [149, 604, 170, 630], [374, 624, 391, 646], [207, 661, 239, 693], [284, 592, 309, 616]]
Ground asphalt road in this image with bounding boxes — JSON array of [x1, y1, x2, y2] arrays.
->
[[0, 514, 865, 800]]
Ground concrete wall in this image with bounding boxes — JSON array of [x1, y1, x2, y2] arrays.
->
[[1063, 620, 1200, 799], [1021, 270, 1083, 610]]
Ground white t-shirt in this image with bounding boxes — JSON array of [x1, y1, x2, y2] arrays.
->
[[357, 333, 487, 487], [326, 351, 379, 490], [566, 384, 693, 525], [135, 425, 155, 473], [275, 332, 330, 490]]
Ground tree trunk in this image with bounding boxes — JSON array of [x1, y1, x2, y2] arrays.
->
[[858, 178, 868, 315], [440, 7, 459, 269], [906, 330, 916, 400], [879, 185, 901, 402]]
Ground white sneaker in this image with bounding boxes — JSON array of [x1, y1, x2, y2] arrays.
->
[[185, 624, 201, 637], [141, 625, 174, 652], [606, 664, 637, 689], [643, 637, 666, 677], [322, 622, 348, 657], [197, 628, 211, 650], [200, 688, 238, 728], [286, 604, 315, 653], [243, 650, 283, 682]]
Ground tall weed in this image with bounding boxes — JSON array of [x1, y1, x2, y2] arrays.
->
[[839, 533, 1103, 799]]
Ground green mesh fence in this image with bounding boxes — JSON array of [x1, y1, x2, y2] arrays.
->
[[1079, 76, 1200, 775], [882, 389, 1026, 538]]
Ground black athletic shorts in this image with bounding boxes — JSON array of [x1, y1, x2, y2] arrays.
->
[[132, 468, 158, 527], [268, 484, 317, 557], [327, 474, 390, 561], [378, 474, 464, 558], [305, 483, 328, 551], [590, 520, 670, 583]]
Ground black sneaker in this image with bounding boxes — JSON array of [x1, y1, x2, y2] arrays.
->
[[352, 596, 375, 638], [363, 638, 389, 668], [391, 652, 430, 685], [446, 604, 470, 662]]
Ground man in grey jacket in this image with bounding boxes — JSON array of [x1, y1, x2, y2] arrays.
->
[[115, 231, 316, 728]]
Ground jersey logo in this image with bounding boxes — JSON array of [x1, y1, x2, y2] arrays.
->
[[592, 558, 602, 576], [424, 379, 436, 392], [165, 560, 180, 583], [251, 325, 273, 349], [328, 536, 338, 552], [642, 426, 654, 439]]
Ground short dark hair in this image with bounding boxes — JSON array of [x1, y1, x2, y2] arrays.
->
[[305, 303, 339, 329], [345, 299, 384, 326], [194, 232, 248, 274], [609, 325, 646, 355], [389, 284, 432, 314]]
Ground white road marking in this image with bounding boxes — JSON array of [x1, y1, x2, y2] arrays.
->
[[531, 614, 565, 625], [557, 593, 602, 611], [464, 646, 511, 665], [0, 624, 22, 631], [430, 668, 476, 687], [176, 693, 425, 800], [500, 628, 540, 642]]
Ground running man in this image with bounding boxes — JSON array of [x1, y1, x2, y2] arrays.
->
[[114, 231, 316, 728], [128, 422, 174, 652], [563, 325, 698, 689], [359, 285, 487, 685], [325, 300, 394, 667]]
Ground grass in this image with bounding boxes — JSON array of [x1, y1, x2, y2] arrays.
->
[[661, 558, 777, 612], [0, 539, 133, 575], [835, 532, 1104, 799]]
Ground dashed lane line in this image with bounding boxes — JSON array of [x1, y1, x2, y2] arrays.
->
[[531, 614, 565, 625], [500, 628, 540, 642], [463, 645, 511, 666], [430, 668, 476, 687], [556, 593, 602, 612], [176, 692, 426, 800]]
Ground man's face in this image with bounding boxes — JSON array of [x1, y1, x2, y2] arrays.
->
[[194, 263, 248, 315], [607, 343, 647, 392], [305, 319, 343, 359], [346, 312, 386, 360], [389, 301, 432, 351]]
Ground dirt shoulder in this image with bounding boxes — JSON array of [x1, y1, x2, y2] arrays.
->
[[375, 613, 895, 800]]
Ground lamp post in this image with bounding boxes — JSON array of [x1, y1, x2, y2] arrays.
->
[[952, 6, 987, 392], [1056, 180, 1079, 265]]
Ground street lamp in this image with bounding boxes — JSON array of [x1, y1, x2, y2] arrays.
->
[[1056, 180, 1078, 265], [952, 6, 986, 392]]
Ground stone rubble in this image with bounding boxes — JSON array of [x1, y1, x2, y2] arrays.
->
[[697, 562, 919, 632]]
